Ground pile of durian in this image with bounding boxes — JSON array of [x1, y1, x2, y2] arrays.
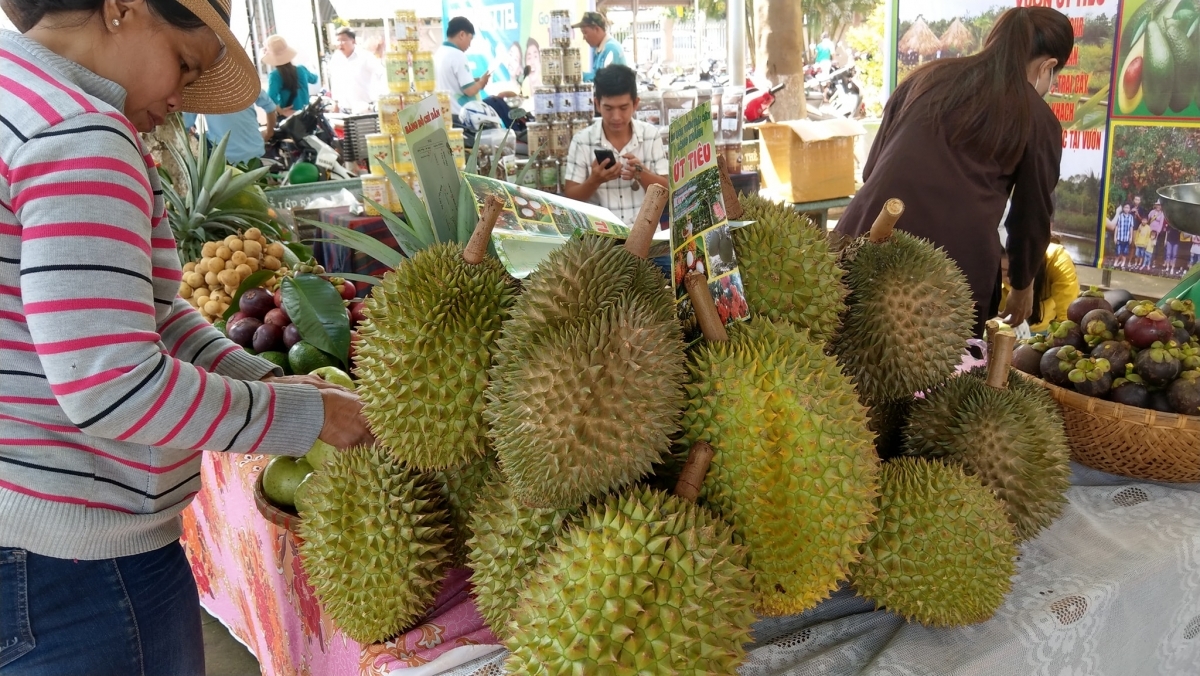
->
[[291, 188, 1072, 672]]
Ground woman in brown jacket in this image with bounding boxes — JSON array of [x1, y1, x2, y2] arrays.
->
[[834, 7, 1073, 336]]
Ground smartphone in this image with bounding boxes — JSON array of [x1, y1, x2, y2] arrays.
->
[[594, 149, 617, 168]]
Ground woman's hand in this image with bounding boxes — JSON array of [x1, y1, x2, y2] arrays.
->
[[318, 389, 375, 449], [1004, 284, 1035, 328]]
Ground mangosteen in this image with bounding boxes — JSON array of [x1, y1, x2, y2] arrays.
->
[[1067, 286, 1113, 324], [283, 323, 302, 349], [1069, 357, 1113, 398], [1148, 389, 1175, 413], [239, 287, 275, 320], [1125, 304, 1175, 349], [1174, 323, 1192, 346], [253, 323, 284, 353], [227, 311, 249, 327], [1167, 371, 1200, 416], [1012, 339, 1047, 376], [226, 317, 262, 349], [1040, 345, 1083, 387], [1091, 340, 1133, 371], [1180, 343, 1200, 372], [1134, 341, 1183, 387], [1164, 298, 1197, 335], [1048, 320, 1087, 351], [1115, 299, 1139, 326], [264, 307, 290, 327], [1081, 308, 1119, 347], [1111, 368, 1150, 408]]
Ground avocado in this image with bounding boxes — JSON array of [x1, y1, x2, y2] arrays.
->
[[1164, 18, 1197, 112], [1143, 19, 1175, 115], [1122, 0, 1170, 59]]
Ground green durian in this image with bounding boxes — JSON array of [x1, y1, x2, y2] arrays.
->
[[487, 235, 687, 509], [354, 242, 518, 470], [505, 487, 755, 674], [851, 457, 1017, 627], [735, 193, 847, 342], [834, 211, 975, 403], [466, 481, 582, 639], [866, 396, 914, 460], [903, 361, 1071, 541], [681, 317, 880, 615], [434, 454, 500, 566], [296, 446, 451, 643]]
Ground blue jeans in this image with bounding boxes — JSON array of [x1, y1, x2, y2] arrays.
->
[[0, 542, 204, 675]]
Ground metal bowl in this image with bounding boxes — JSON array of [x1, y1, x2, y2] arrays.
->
[[1158, 183, 1200, 236]]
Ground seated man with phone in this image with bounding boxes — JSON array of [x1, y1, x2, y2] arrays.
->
[[563, 64, 669, 225]]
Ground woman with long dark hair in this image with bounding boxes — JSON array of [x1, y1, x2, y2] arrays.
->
[[263, 33, 317, 116], [834, 7, 1074, 335]]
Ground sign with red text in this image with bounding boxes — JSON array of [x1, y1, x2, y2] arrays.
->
[[893, 0, 1118, 266], [667, 102, 749, 329]]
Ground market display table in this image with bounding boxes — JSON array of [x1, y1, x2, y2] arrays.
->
[[184, 455, 1200, 676]]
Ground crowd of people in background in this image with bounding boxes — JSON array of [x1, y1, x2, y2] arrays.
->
[[1107, 194, 1199, 277]]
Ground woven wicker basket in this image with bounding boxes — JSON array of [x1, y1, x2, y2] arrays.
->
[[253, 471, 302, 533], [1022, 374, 1200, 483]]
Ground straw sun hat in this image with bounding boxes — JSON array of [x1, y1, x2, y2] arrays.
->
[[177, 0, 261, 114], [261, 34, 298, 68]]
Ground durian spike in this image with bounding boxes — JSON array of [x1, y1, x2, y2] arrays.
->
[[623, 183, 669, 259], [463, 195, 506, 265], [986, 331, 1016, 390], [674, 440, 715, 502], [685, 271, 729, 342], [717, 155, 745, 221], [867, 199, 905, 244]]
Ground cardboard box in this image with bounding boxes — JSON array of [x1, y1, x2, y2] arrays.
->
[[750, 118, 865, 204]]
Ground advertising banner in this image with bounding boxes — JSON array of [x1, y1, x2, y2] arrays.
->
[[441, 0, 587, 89], [893, 0, 1118, 266], [668, 102, 749, 326]]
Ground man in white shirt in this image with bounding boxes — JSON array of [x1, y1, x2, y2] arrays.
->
[[328, 27, 384, 113], [435, 17, 491, 120], [563, 65, 668, 225]]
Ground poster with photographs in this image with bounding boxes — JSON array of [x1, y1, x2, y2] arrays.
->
[[893, 0, 1117, 266], [1100, 121, 1200, 278], [463, 174, 627, 278], [667, 103, 749, 327]]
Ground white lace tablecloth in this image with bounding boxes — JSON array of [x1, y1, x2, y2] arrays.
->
[[426, 462, 1200, 676]]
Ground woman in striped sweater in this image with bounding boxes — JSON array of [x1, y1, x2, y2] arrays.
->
[[0, 1, 372, 673]]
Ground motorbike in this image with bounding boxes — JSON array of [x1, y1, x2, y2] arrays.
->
[[804, 63, 863, 120], [263, 96, 338, 176]]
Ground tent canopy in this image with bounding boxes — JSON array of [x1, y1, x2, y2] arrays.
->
[[899, 17, 942, 56]]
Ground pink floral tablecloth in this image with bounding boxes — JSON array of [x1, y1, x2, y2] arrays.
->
[[181, 451, 500, 676]]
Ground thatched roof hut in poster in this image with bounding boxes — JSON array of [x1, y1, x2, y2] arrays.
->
[[939, 18, 975, 56], [899, 16, 942, 63]]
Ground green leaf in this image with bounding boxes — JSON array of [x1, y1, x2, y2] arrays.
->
[[333, 272, 382, 286], [457, 178, 478, 243], [514, 152, 539, 186], [369, 197, 427, 257], [211, 167, 271, 206], [381, 163, 441, 244], [222, 270, 277, 320], [487, 131, 512, 179], [285, 241, 314, 263], [465, 147, 480, 174], [202, 132, 232, 191], [281, 274, 351, 368], [303, 218, 404, 269]]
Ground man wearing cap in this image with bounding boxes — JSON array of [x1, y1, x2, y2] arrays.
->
[[329, 26, 385, 113], [436, 16, 492, 119], [575, 12, 626, 82]]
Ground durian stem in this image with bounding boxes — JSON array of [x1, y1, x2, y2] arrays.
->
[[868, 199, 905, 244], [986, 332, 1016, 390], [463, 195, 505, 265], [984, 319, 1002, 360], [623, 183, 669, 260], [674, 440, 715, 502], [685, 271, 729, 342], [717, 155, 745, 221]]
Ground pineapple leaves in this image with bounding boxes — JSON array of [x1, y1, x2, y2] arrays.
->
[[457, 178, 477, 243], [381, 163, 444, 245], [303, 218, 404, 270], [331, 272, 382, 286], [367, 197, 427, 258]]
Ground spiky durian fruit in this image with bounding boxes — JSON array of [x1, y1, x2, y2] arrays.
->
[[866, 396, 914, 460], [434, 454, 500, 566], [486, 235, 687, 509], [505, 487, 755, 674], [680, 318, 880, 615], [466, 482, 582, 639], [834, 222, 975, 403], [851, 457, 1018, 626], [735, 194, 847, 342], [296, 446, 451, 643], [354, 242, 517, 470], [902, 365, 1071, 541]]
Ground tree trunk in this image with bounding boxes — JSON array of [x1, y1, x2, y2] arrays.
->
[[755, 0, 805, 120]]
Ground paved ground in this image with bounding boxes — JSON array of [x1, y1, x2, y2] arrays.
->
[[202, 608, 261, 676]]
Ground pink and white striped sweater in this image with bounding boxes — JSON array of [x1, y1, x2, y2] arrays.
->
[[0, 31, 324, 560]]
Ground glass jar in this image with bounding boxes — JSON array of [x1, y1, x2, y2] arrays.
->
[[365, 133, 393, 176], [574, 83, 594, 120], [377, 93, 403, 136], [385, 52, 410, 94], [542, 48, 563, 86], [556, 86, 576, 120], [526, 122, 549, 158], [412, 51, 435, 93], [563, 48, 582, 84], [360, 175, 388, 216], [533, 86, 558, 119]]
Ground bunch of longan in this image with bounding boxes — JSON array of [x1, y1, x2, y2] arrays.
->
[[179, 228, 291, 322]]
